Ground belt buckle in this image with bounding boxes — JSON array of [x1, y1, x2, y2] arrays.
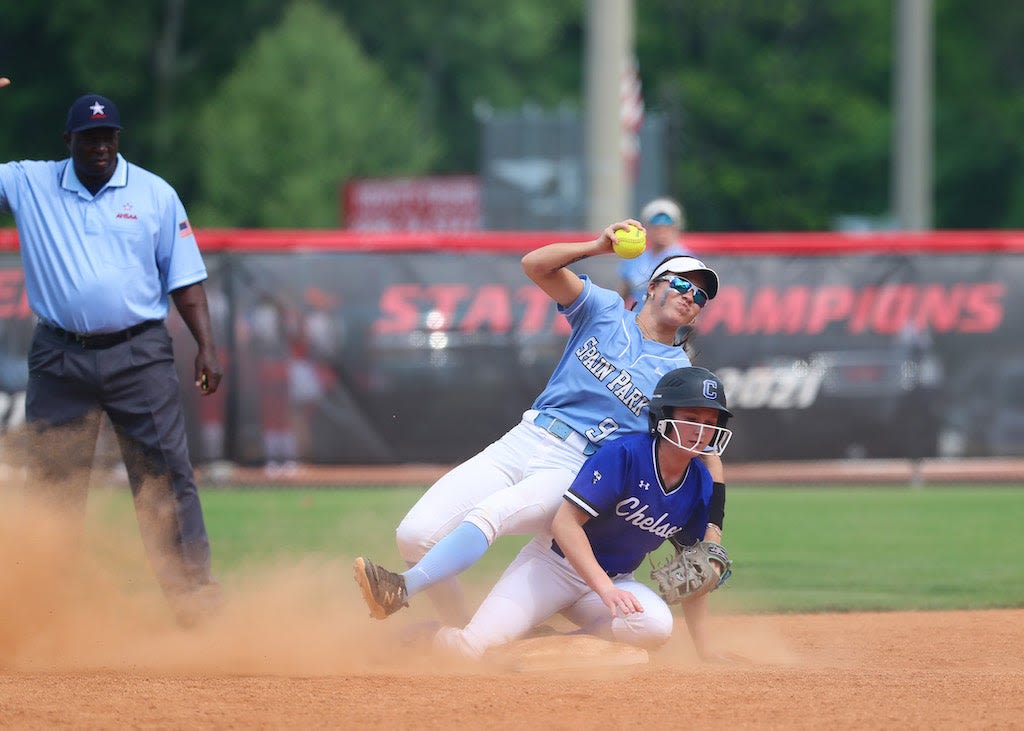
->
[[75, 333, 89, 347], [545, 418, 571, 440], [538, 414, 598, 455]]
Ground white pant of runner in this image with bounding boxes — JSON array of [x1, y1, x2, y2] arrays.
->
[[396, 412, 592, 559], [433, 537, 674, 659]]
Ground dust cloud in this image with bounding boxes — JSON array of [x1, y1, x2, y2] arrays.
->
[[0, 474, 798, 678], [0, 485, 440, 677]]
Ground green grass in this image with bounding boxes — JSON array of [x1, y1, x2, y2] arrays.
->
[[90, 483, 1024, 614], [712, 485, 1024, 612], [199, 486, 531, 591]]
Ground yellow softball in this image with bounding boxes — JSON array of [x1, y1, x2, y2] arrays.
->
[[613, 225, 647, 259]]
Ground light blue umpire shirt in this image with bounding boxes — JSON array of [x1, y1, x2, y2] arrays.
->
[[0, 153, 207, 334]]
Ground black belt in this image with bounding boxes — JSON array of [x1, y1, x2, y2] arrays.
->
[[551, 540, 618, 577], [43, 319, 162, 349]]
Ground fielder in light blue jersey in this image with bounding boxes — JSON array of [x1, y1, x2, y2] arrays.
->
[[355, 220, 727, 627], [433, 366, 734, 661]]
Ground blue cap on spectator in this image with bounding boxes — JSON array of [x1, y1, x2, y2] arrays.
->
[[640, 197, 685, 229], [65, 94, 122, 133]]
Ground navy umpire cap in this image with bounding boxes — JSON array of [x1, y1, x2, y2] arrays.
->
[[66, 94, 122, 133]]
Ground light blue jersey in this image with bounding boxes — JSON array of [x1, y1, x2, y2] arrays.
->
[[562, 432, 711, 575], [0, 154, 207, 333], [530, 276, 692, 449], [619, 243, 693, 306]]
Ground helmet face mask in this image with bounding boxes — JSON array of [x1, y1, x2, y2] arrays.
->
[[648, 366, 733, 455], [656, 416, 733, 456]]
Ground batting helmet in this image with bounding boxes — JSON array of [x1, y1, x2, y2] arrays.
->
[[651, 366, 733, 452], [649, 366, 733, 433]]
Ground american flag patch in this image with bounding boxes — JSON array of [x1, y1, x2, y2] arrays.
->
[[178, 219, 193, 238]]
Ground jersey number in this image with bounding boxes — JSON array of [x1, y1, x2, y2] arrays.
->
[[585, 418, 619, 444]]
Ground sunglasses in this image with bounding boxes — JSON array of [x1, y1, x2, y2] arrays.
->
[[661, 276, 709, 307]]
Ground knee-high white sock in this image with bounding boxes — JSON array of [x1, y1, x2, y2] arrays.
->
[[403, 522, 489, 597]]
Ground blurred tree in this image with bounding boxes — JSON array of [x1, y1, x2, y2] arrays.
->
[[4, 1, 1024, 230], [934, 0, 1024, 229], [148, 0, 285, 195], [0, 0, 285, 201], [193, 0, 439, 227], [638, 2, 891, 231], [0, 4, 84, 161], [337, 0, 582, 173]]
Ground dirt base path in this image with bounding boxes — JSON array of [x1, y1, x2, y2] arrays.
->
[[2, 607, 1021, 730]]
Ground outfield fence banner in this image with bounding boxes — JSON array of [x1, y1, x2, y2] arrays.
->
[[1, 229, 1022, 465]]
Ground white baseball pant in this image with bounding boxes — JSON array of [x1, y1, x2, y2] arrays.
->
[[433, 537, 674, 659], [396, 411, 590, 561]]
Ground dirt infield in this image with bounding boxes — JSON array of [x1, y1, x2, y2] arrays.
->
[[3, 464, 1022, 729], [1, 606, 1021, 729]]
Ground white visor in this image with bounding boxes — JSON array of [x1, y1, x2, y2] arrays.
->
[[648, 256, 719, 299]]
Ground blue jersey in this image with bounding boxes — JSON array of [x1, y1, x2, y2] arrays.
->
[[562, 432, 711, 575], [0, 155, 207, 333], [530, 276, 692, 447]]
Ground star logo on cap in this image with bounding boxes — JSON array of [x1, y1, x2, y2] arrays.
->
[[89, 101, 106, 118]]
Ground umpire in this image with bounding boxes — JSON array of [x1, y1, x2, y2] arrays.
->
[[0, 79, 224, 626]]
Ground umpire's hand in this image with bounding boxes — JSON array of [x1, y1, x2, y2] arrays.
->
[[0, 78, 11, 89]]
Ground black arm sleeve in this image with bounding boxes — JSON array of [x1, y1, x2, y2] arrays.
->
[[709, 481, 726, 530]]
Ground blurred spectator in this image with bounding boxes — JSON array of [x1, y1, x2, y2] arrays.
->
[[249, 291, 339, 475], [288, 306, 338, 463], [249, 296, 296, 475], [895, 323, 944, 483]]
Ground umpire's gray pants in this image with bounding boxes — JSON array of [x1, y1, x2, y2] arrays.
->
[[24, 321, 213, 599]]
